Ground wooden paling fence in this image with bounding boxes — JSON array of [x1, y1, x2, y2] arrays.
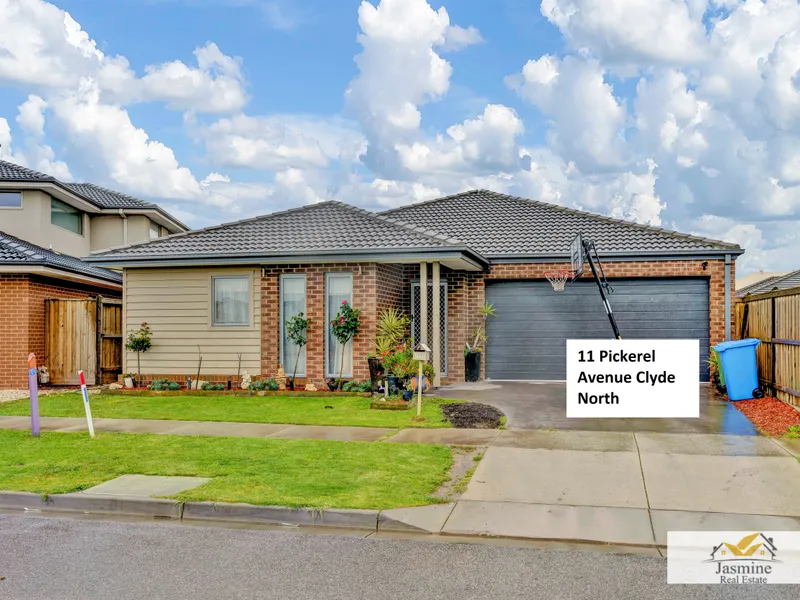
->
[[736, 286, 800, 408], [45, 296, 122, 385]]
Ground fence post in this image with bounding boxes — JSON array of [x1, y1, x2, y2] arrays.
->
[[771, 296, 777, 396], [28, 353, 40, 437]]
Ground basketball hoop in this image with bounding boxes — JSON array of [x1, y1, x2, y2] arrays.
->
[[545, 270, 574, 292]]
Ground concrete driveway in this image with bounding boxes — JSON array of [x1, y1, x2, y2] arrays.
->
[[436, 381, 757, 434]]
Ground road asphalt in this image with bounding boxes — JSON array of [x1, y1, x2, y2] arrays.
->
[[1, 514, 798, 600]]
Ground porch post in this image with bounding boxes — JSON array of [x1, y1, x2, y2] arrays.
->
[[420, 262, 428, 345], [432, 261, 441, 387]]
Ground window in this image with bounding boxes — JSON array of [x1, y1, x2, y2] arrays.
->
[[0, 192, 22, 208], [212, 276, 250, 326], [149, 221, 160, 239], [281, 275, 307, 377], [51, 198, 83, 235], [326, 273, 353, 378]]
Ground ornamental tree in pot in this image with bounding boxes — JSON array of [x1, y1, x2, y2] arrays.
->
[[285, 312, 310, 391], [464, 303, 496, 382], [331, 300, 360, 391]]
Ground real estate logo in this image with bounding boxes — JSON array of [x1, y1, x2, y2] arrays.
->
[[668, 531, 800, 584], [705, 533, 779, 584]]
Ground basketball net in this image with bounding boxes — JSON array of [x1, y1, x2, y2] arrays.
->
[[545, 270, 574, 292]]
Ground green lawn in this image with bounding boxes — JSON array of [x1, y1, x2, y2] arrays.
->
[[0, 393, 459, 428], [0, 429, 452, 509]]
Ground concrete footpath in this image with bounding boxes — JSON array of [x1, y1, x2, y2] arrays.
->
[[3, 415, 800, 552]]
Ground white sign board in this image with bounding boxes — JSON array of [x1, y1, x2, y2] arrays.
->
[[668, 531, 800, 584], [566, 339, 700, 418]]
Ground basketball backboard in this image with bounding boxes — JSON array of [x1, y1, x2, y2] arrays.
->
[[570, 233, 585, 280]]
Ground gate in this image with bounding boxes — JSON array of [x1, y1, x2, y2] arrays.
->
[[45, 296, 123, 385]]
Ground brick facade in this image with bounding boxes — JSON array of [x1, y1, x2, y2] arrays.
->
[[261, 264, 380, 388], [255, 258, 735, 387], [0, 274, 121, 388]]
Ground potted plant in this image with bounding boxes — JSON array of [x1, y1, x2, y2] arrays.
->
[[331, 300, 360, 391], [285, 312, 310, 391], [125, 322, 152, 384], [464, 303, 496, 382], [370, 308, 410, 390]]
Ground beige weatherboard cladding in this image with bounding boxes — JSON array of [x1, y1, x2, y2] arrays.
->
[[123, 267, 261, 375]]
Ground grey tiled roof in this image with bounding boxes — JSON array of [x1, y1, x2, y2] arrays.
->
[[0, 231, 122, 284], [737, 270, 800, 298], [0, 159, 185, 223], [0, 160, 54, 181], [61, 182, 156, 209], [88, 201, 463, 261], [381, 190, 741, 256]]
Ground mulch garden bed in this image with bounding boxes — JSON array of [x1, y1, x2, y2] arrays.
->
[[729, 397, 800, 437], [441, 402, 505, 429]]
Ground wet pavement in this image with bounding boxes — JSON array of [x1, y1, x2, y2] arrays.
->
[[436, 381, 759, 435]]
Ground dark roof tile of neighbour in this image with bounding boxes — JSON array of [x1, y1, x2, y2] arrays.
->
[[60, 182, 156, 209], [0, 231, 122, 284], [87, 201, 466, 261], [737, 270, 800, 297], [380, 190, 741, 256], [0, 160, 54, 181]]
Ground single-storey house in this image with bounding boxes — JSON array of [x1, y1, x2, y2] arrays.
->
[[87, 190, 743, 387]]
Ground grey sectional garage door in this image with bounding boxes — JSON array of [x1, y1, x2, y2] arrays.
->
[[485, 278, 710, 381]]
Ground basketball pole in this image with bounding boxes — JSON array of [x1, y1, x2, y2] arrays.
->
[[583, 239, 623, 340]]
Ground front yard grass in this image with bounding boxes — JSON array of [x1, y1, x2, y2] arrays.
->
[[0, 393, 459, 429], [0, 429, 452, 509]]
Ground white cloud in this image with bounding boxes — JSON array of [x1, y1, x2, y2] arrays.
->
[[16, 94, 47, 136], [539, 0, 709, 68], [0, 115, 72, 180], [440, 25, 484, 52], [507, 55, 628, 171], [198, 114, 366, 170], [396, 104, 524, 174]]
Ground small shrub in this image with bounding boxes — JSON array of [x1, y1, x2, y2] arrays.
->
[[249, 378, 280, 392], [149, 378, 179, 391], [201, 382, 225, 391], [343, 380, 372, 393]]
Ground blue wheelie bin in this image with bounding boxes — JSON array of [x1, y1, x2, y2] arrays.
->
[[713, 339, 763, 401]]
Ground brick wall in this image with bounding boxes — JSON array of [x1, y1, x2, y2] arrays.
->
[[261, 264, 379, 388], [0, 274, 120, 388]]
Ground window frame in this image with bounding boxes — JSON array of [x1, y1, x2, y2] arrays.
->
[[50, 197, 84, 236], [0, 191, 23, 209], [149, 220, 160, 240], [280, 274, 307, 378], [325, 272, 354, 378], [210, 275, 251, 328]]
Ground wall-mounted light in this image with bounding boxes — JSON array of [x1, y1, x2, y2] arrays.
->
[[702, 261, 709, 270]]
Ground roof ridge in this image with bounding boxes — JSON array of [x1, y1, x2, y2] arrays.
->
[[475, 190, 741, 251], [378, 189, 481, 216], [329, 201, 463, 246]]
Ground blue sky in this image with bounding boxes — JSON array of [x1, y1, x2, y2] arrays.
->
[[2, 0, 800, 274]]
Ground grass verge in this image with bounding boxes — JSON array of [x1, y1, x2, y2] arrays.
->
[[0, 393, 460, 429], [0, 430, 452, 509]]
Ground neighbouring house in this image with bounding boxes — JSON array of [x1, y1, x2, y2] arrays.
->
[[736, 270, 789, 291], [0, 159, 189, 388], [737, 269, 800, 298], [86, 190, 743, 387]]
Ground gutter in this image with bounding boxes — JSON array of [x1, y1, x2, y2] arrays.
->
[[487, 248, 745, 263], [85, 247, 490, 271]]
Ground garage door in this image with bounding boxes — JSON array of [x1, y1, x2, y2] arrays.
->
[[485, 278, 710, 381]]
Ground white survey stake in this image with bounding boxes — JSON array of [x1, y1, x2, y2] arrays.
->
[[566, 339, 700, 418]]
